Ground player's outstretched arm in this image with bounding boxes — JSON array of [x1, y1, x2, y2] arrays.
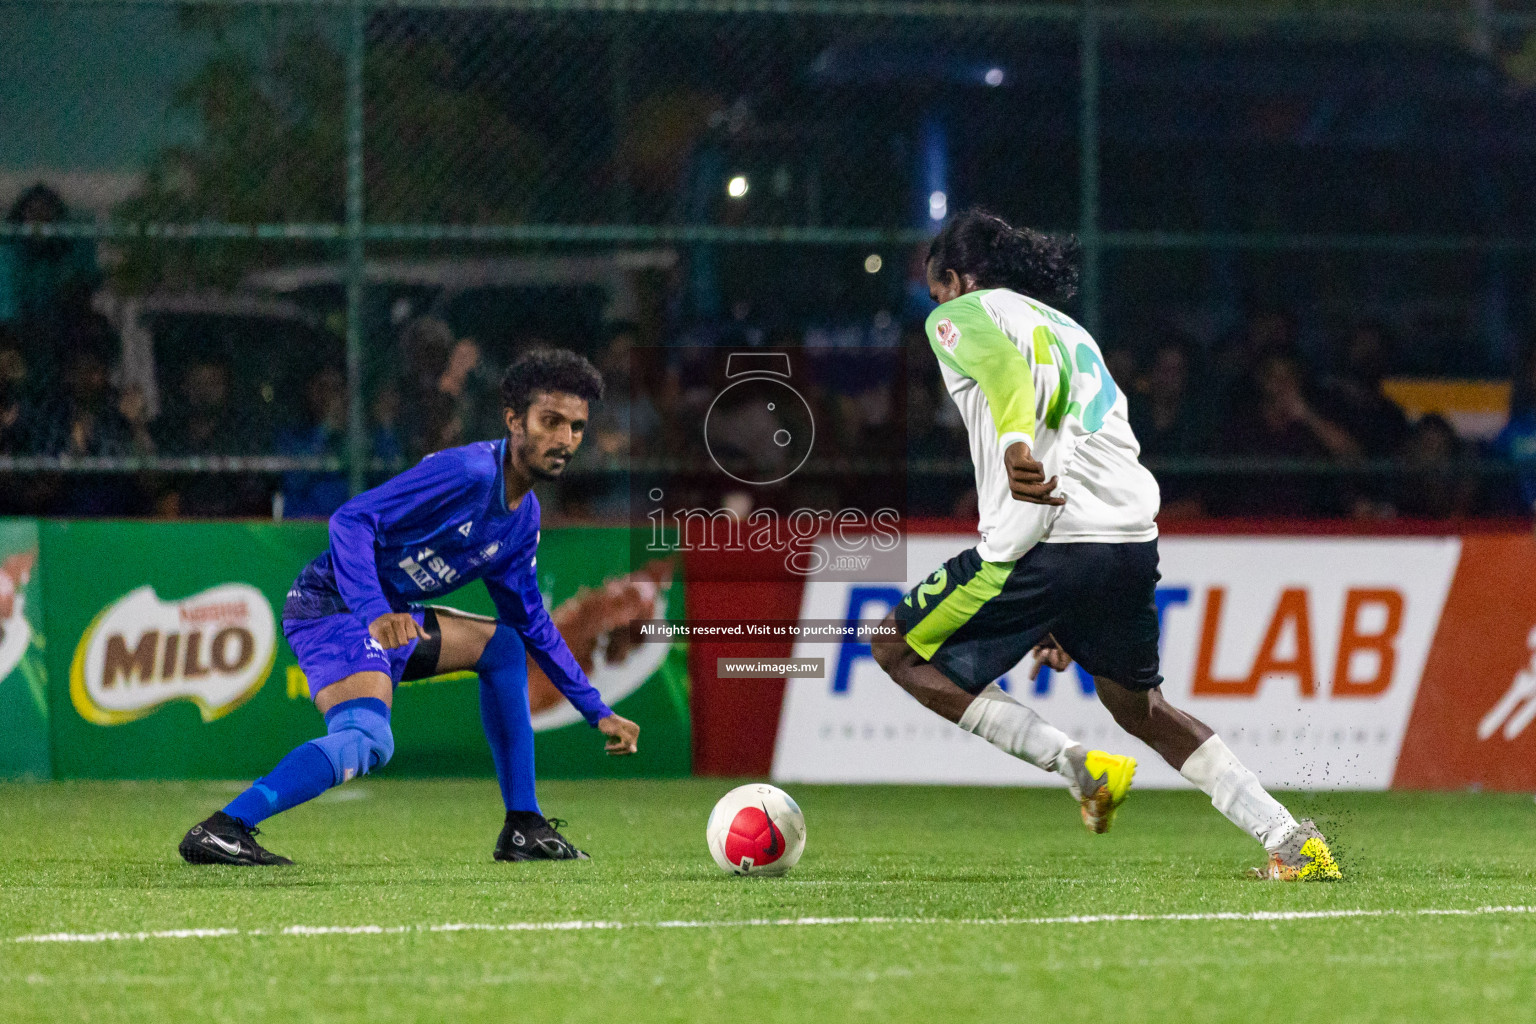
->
[[487, 565, 634, 753]]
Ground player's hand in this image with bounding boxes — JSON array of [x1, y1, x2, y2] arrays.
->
[[369, 612, 429, 650], [597, 713, 640, 756], [1029, 634, 1074, 680], [1004, 441, 1066, 506]]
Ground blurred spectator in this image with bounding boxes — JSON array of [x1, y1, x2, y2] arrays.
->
[[371, 386, 406, 469], [155, 359, 267, 518], [156, 360, 243, 455], [398, 316, 487, 457], [37, 349, 154, 459], [1392, 414, 1477, 519], [1130, 338, 1207, 459], [275, 366, 349, 518], [1212, 311, 1297, 425], [1493, 344, 1536, 516], [0, 331, 33, 454], [32, 349, 154, 515], [0, 185, 103, 390], [1103, 347, 1138, 397], [1221, 350, 1361, 516], [1317, 322, 1410, 458], [1129, 337, 1208, 517], [589, 322, 660, 461], [0, 184, 99, 324]]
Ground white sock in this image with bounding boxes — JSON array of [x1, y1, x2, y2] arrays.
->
[[1179, 735, 1297, 852], [958, 684, 1076, 776]]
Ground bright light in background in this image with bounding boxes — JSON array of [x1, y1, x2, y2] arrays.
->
[[864, 254, 883, 274], [727, 175, 749, 198], [919, 115, 948, 230], [984, 67, 1005, 87]]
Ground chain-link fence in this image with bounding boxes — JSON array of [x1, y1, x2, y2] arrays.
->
[[2, 0, 1535, 519]]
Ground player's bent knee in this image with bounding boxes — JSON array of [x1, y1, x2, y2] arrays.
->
[[310, 696, 394, 785], [475, 623, 526, 673]]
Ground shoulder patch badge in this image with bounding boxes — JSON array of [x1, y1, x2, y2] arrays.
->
[[935, 318, 961, 352]]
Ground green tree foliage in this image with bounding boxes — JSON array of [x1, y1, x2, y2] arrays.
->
[[115, 13, 544, 291]]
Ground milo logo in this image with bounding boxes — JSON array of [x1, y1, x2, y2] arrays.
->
[[70, 584, 276, 725]]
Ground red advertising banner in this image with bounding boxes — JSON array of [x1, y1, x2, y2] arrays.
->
[[1396, 535, 1536, 789]]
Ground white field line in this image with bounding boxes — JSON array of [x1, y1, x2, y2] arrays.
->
[[12, 905, 1536, 945]]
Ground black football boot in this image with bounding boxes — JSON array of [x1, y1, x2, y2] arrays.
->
[[494, 811, 589, 861], [179, 811, 294, 866]]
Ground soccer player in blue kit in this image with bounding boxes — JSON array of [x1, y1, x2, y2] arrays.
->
[[179, 350, 641, 866]]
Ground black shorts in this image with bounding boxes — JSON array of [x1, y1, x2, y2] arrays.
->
[[893, 539, 1163, 694]]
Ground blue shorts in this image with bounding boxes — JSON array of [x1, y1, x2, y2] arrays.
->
[[283, 610, 433, 699]]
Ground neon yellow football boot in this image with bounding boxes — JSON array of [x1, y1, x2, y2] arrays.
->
[[1063, 747, 1136, 834], [1253, 818, 1343, 881]]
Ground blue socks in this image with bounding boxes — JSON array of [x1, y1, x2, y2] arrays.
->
[[223, 697, 393, 828], [477, 625, 540, 814]]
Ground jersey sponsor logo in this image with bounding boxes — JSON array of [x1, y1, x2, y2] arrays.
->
[[1476, 627, 1536, 741], [935, 318, 961, 352], [70, 584, 277, 726], [397, 553, 440, 591], [458, 521, 474, 537], [426, 554, 460, 585], [399, 547, 461, 590]]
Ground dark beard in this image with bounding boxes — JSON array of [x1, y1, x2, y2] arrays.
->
[[519, 438, 565, 481]]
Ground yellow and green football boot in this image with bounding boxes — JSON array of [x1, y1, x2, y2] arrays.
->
[[1064, 747, 1137, 834], [1253, 818, 1343, 881]]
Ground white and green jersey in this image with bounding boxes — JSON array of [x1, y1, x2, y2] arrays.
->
[[925, 288, 1159, 563]]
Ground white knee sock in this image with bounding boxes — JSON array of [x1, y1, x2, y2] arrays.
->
[[958, 684, 1076, 777], [1179, 735, 1297, 851]]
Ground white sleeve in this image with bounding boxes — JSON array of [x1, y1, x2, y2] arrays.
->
[[975, 443, 1070, 563]]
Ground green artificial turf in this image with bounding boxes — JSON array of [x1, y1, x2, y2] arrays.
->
[[1, 779, 1533, 1023]]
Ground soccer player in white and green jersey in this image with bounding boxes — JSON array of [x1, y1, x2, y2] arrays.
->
[[872, 209, 1340, 880]]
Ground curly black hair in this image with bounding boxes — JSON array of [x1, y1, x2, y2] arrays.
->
[[500, 348, 605, 414], [926, 207, 1081, 303]]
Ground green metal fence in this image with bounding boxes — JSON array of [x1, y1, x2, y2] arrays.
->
[[2, 0, 1534, 510]]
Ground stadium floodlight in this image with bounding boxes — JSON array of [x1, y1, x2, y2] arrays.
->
[[864, 254, 883, 274], [727, 175, 750, 198], [985, 67, 1005, 86], [929, 190, 947, 221]]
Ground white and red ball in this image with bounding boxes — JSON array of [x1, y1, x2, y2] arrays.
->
[[706, 783, 806, 876]]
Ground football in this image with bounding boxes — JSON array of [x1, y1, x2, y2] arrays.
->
[[706, 783, 807, 876]]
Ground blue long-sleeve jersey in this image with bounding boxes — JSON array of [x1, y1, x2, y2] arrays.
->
[[283, 439, 614, 725]]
